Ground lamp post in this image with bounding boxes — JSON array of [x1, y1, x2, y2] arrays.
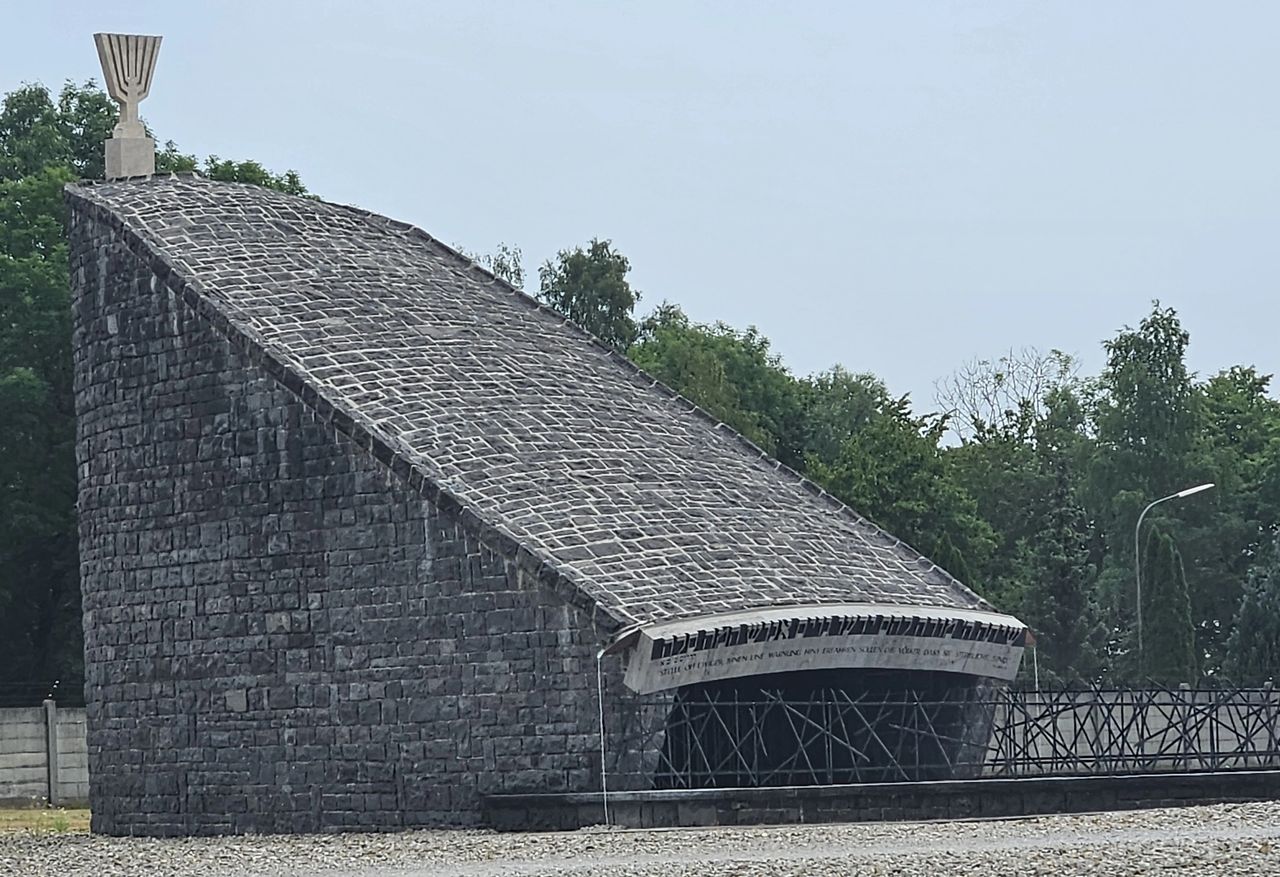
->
[[1134, 482, 1215, 670]]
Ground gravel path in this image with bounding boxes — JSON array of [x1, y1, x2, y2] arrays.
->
[[3, 803, 1279, 876]]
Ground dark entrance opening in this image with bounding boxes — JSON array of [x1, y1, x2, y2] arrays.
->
[[655, 669, 996, 788]]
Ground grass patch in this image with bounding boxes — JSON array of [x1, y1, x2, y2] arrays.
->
[[0, 807, 91, 833]]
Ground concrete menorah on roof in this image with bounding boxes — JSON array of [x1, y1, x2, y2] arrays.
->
[[93, 32, 162, 179]]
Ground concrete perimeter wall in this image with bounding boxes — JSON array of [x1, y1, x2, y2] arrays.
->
[[0, 703, 89, 806]]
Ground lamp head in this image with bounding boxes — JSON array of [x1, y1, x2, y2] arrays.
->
[[1176, 483, 1215, 498]]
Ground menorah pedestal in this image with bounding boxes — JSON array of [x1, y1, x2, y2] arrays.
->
[[105, 137, 155, 179]]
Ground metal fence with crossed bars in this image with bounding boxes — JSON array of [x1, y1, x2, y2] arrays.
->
[[604, 685, 1280, 790]]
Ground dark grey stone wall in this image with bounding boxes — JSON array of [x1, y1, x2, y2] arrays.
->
[[69, 205, 642, 835]]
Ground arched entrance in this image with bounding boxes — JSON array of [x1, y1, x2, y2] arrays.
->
[[654, 668, 996, 788]]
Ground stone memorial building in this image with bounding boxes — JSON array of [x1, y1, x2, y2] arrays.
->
[[68, 175, 1026, 836]]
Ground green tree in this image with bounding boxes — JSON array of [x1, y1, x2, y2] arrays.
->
[[485, 243, 524, 289], [1140, 528, 1198, 684], [1181, 367, 1280, 669], [1087, 314, 1279, 676], [803, 383, 996, 591], [457, 242, 525, 289], [0, 79, 306, 688], [800, 366, 891, 463], [1086, 304, 1209, 676], [944, 371, 1096, 625], [1225, 535, 1280, 684], [1023, 455, 1102, 682], [945, 432, 1042, 611], [538, 239, 639, 351], [0, 166, 79, 685], [156, 144, 308, 194], [1092, 303, 1199, 479], [0, 82, 115, 180], [630, 304, 804, 467]]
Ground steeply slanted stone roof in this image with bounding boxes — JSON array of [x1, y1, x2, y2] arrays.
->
[[67, 175, 992, 631]]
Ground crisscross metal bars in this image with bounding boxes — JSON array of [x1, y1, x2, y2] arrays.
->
[[987, 686, 1280, 776], [606, 686, 1280, 789]]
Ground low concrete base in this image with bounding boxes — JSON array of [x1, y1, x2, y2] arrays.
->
[[483, 770, 1280, 831], [0, 797, 89, 808], [105, 137, 155, 179]]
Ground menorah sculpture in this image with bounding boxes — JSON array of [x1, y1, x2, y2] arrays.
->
[[93, 33, 162, 179]]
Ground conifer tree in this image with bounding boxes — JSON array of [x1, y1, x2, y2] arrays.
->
[[1023, 457, 1101, 682], [1141, 528, 1198, 684], [1225, 535, 1280, 684]]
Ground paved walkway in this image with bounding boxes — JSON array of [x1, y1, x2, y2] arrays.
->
[[3, 802, 1278, 875]]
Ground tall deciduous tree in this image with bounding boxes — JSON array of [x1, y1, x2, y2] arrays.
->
[[1093, 304, 1200, 478], [800, 366, 892, 463], [0, 164, 79, 687], [0, 82, 115, 181], [935, 347, 1079, 442], [1087, 304, 1209, 675], [1182, 367, 1280, 668], [944, 377, 1096, 628], [538, 238, 639, 351]]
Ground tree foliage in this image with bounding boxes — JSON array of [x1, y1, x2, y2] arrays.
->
[[1225, 536, 1280, 684], [630, 304, 804, 466], [456, 242, 526, 289], [537, 239, 639, 351], [802, 377, 994, 586], [5, 73, 1280, 694], [935, 347, 1079, 442], [0, 82, 115, 181], [1083, 306, 1210, 671]]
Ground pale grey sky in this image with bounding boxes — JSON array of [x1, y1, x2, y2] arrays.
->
[[7, 1, 1278, 409]]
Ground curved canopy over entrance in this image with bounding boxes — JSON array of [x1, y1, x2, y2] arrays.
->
[[617, 603, 1028, 694]]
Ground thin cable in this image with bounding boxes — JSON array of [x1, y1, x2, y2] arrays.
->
[[596, 647, 610, 826]]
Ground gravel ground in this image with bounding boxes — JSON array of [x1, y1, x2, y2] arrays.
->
[[3, 802, 1279, 876]]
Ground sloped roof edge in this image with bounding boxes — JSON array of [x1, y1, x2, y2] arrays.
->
[[66, 174, 992, 633]]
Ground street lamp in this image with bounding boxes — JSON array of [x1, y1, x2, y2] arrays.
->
[[1134, 482, 1215, 669]]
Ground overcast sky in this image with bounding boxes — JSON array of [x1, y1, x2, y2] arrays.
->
[[6, 1, 1278, 410]]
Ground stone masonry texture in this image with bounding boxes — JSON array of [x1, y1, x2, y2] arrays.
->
[[66, 175, 993, 835], [69, 175, 987, 629]]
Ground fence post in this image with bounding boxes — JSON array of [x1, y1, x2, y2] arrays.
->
[[43, 698, 59, 807]]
